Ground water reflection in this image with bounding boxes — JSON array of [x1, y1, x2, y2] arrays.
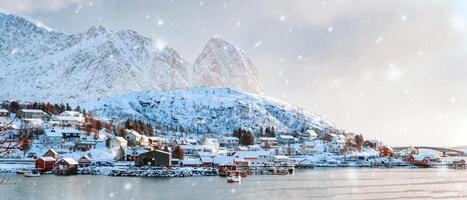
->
[[0, 168, 466, 200]]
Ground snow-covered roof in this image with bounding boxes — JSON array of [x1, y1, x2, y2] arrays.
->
[[274, 155, 289, 159], [125, 129, 143, 137], [200, 156, 213, 163], [213, 156, 234, 165], [198, 152, 216, 157], [56, 115, 84, 122], [61, 127, 81, 133], [278, 135, 296, 139], [20, 109, 46, 113], [45, 149, 58, 155], [80, 155, 92, 161], [61, 158, 79, 165], [306, 129, 318, 137], [148, 136, 163, 141], [59, 111, 83, 117], [233, 150, 272, 159], [45, 128, 81, 137], [331, 134, 347, 144], [259, 137, 277, 141], [127, 147, 149, 155], [203, 138, 219, 144], [181, 158, 202, 165], [0, 109, 9, 113], [221, 136, 238, 140], [39, 156, 56, 162], [45, 129, 63, 137]]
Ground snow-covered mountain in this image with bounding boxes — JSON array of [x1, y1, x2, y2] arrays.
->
[[0, 12, 263, 103], [81, 87, 336, 134], [192, 38, 262, 94]]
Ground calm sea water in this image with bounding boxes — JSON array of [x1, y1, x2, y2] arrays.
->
[[1, 168, 466, 200]]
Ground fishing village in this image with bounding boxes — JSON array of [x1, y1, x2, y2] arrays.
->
[[0, 103, 465, 184]]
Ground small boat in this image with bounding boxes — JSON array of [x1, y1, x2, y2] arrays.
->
[[24, 170, 40, 177], [16, 169, 29, 174], [226, 175, 241, 183]]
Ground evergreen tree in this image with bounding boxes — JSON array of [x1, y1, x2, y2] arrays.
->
[[65, 103, 72, 111], [172, 146, 185, 160]]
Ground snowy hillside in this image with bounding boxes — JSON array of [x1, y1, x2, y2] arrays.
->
[[81, 87, 336, 134], [0, 12, 262, 103]]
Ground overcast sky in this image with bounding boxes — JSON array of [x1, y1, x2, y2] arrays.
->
[[2, 0, 467, 147]]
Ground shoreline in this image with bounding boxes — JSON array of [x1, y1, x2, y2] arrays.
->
[[1, 164, 463, 177]]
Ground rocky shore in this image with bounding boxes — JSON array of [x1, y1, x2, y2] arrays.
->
[[78, 167, 218, 177]]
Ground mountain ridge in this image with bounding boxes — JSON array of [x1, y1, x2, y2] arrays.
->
[[0, 12, 263, 103]]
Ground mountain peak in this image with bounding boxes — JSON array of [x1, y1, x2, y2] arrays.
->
[[193, 37, 263, 94], [0, 12, 53, 32]]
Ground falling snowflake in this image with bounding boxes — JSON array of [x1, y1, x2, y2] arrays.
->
[[280, 15, 286, 21], [254, 41, 262, 47], [75, 6, 82, 13], [376, 37, 383, 44], [89, 1, 94, 6], [236, 22, 241, 27], [199, 1, 204, 6], [124, 182, 132, 190], [154, 38, 166, 50], [145, 14, 151, 19], [386, 63, 403, 81], [157, 19, 164, 26], [328, 26, 333, 32], [401, 15, 407, 21]]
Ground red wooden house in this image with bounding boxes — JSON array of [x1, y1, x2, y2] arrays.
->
[[379, 146, 395, 157], [55, 158, 79, 175], [35, 157, 56, 171], [405, 154, 430, 167], [218, 163, 237, 176], [78, 155, 92, 168]]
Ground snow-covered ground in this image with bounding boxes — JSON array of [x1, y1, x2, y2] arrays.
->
[[81, 87, 337, 134]]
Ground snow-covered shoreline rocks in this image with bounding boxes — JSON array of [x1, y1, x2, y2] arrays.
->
[[78, 167, 218, 177]]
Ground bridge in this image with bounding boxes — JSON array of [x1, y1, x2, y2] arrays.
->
[[392, 146, 465, 157]]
